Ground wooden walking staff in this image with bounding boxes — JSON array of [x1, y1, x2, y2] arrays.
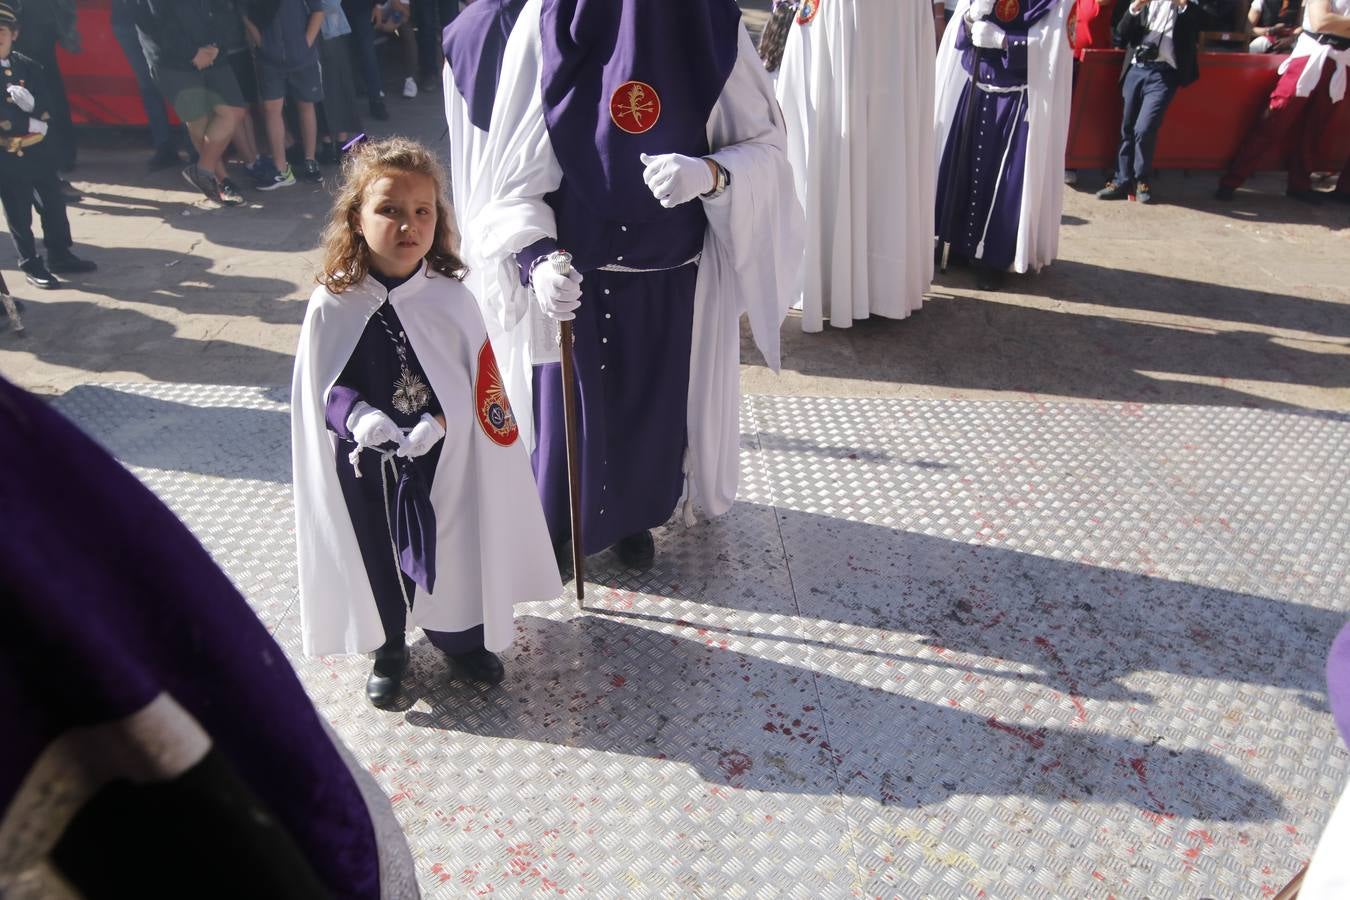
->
[[0, 270, 23, 335], [550, 251, 585, 603]]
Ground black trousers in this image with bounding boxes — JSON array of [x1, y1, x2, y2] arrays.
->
[[0, 165, 73, 266]]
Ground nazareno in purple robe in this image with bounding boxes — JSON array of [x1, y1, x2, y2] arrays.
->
[[934, 0, 1057, 271], [514, 0, 742, 556], [0, 375, 414, 899]]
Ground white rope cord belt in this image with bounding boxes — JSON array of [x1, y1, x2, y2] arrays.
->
[[976, 81, 1029, 94], [598, 252, 701, 274]]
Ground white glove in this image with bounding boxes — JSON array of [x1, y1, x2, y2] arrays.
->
[[347, 401, 405, 450], [7, 85, 34, 113], [970, 19, 1007, 48], [967, 0, 996, 19], [640, 152, 715, 209], [531, 262, 583, 321], [398, 413, 445, 458], [28, 118, 47, 136]]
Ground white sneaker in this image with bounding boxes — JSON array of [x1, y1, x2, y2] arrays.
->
[[402, 77, 418, 99]]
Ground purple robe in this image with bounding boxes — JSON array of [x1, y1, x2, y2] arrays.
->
[[0, 375, 398, 898], [517, 0, 741, 554], [442, 0, 527, 131], [935, 0, 1058, 270]]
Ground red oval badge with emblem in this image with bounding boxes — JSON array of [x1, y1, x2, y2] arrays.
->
[[474, 339, 518, 447], [797, 0, 822, 24], [1066, 3, 1079, 47], [995, 0, 1021, 21], [609, 81, 661, 135]]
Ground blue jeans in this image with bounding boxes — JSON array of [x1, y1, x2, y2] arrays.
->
[[1116, 61, 1179, 185], [112, 21, 176, 151]]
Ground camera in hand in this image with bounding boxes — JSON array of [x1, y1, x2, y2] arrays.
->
[[1134, 41, 1161, 62]]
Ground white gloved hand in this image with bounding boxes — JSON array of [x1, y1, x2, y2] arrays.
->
[[398, 413, 445, 458], [970, 19, 1007, 48], [7, 84, 34, 113], [28, 118, 47, 136], [531, 262, 583, 321], [347, 401, 405, 450], [967, 0, 996, 19], [640, 152, 715, 209]]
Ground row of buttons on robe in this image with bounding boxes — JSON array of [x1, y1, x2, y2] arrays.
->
[[596, 279, 617, 517]]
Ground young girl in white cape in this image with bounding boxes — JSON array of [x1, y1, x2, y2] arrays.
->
[[291, 137, 561, 707]]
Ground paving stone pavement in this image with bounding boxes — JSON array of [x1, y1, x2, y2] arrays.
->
[[53, 384, 1350, 899]]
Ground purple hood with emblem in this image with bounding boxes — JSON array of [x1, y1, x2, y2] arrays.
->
[[539, 0, 741, 223]]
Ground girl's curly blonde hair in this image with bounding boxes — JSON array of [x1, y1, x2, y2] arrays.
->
[[317, 136, 466, 293]]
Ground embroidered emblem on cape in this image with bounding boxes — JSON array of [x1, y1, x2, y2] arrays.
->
[[474, 339, 518, 446], [995, 0, 1021, 22], [797, 0, 821, 24], [609, 81, 661, 135], [391, 368, 431, 416], [1066, 3, 1079, 46]]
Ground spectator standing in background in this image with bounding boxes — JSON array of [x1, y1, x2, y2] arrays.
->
[[374, 0, 421, 99], [109, 0, 184, 171], [136, 0, 248, 205], [247, 0, 326, 189], [1216, 0, 1350, 204], [412, 0, 459, 91], [1096, 0, 1205, 204], [316, 0, 363, 164], [13, 0, 76, 176], [0, 1, 97, 289], [342, 0, 389, 120]]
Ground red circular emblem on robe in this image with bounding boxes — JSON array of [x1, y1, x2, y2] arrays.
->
[[609, 81, 661, 135], [797, 0, 822, 24], [1066, 4, 1079, 46], [474, 338, 518, 447], [995, 0, 1021, 22]]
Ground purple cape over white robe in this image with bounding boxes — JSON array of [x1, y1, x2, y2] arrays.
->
[[0, 376, 417, 899]]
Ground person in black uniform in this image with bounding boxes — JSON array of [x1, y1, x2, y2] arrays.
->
[[0, 1, 95, 289]]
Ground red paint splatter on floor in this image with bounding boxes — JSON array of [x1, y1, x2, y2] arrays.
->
[[1034, 635, 1089, 723], [986, 716, 1047, 749], [1091, 871, 1106, 882], [1129, 758, 1148, 782], [609, 674, 626, 688], [718, 749, 753, 780]]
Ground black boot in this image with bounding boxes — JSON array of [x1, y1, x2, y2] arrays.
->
[[47, 250, 97, 274], [21, 259, 59, 290], [366, 643, 408, 707], [974, 265, 1005, 292], [450, 648, 505, 685], [615, 529, 655, 570], [553, 538, 573, 578]]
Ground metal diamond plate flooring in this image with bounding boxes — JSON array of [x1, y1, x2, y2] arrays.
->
[[53, 384, 1350, 898]]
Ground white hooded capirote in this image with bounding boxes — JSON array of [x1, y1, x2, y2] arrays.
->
[[776, 0, 936, 332], [463, 0, 806, 522], [933, 0, 1072, 274], [291, 265, 562, 657]]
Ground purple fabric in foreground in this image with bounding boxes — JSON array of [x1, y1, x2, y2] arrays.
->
[[1328, 621, 1350, 747], [443, 0, 527, 130], [0, 376, 383, 899]]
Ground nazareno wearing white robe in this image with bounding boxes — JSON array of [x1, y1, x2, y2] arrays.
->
[[465, 0, 805, 530], [291, 265, 562, 663], [777, 0, 936, 332], [933, 0, 1072, 275]]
